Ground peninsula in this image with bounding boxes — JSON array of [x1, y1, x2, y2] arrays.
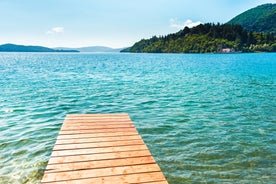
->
[[122, 3, 276, 53]]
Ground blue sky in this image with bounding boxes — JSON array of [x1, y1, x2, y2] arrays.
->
[[0, 0, 275, 48]]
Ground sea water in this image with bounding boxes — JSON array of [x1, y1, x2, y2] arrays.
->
[[0, 53, 275, 183]]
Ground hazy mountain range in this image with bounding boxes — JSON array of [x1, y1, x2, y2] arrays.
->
[[0, 44, 125, 52], [54, 46, 125, 52]]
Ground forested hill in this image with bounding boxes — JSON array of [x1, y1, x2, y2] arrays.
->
[[228, 3, 276, 34], [121, 23, 276, 53]]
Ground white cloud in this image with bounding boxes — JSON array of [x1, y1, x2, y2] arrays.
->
[[170, 18, 202, 29], [47, 27, 64, 34]]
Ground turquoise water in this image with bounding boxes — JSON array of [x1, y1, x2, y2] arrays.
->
[[0, 53, 275, 183]]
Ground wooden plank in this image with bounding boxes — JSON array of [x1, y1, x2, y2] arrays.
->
[[57, 131, 139, 140], [41, 114, 167, 183], [65, 117, 131, 120], [41, 172, 167, 184], [66, 115, 130, 120], [59, 127, 137, 135], [63, 119, 132, 123], [55, 135, 142, 144], [62, 121, 134, 126], [66, 114, 129, 118], [53, 139, 144, 151], [61, 123, 135, 130], [51, 144, 148, 157], [42, 163, 161, 182], [48, 150, 151, 164], [45, 156, 156, 173]]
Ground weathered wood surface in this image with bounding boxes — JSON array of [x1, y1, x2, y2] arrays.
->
[[41, 114, 168, 184]]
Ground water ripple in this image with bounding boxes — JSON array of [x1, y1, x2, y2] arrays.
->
[[0, 53, 275, 183]]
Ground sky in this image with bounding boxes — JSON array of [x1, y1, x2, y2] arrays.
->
[[0, 0, 275, 48]]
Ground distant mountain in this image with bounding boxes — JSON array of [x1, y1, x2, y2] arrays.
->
[[55, 46, 125, 52], [228, 3, 276, 34], [0, 44, 79, 52]]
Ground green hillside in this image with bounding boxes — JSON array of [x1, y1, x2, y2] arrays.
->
[[228, 3, 276, 34], [122, 23, 276, 53]]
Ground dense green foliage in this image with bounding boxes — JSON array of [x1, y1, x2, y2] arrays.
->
[[122, 23, 276, 53], [228, 4, 276, 34], [0, 44, 79, 52]]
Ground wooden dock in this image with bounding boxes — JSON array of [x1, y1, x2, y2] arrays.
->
[[41, 114, 168, 184]]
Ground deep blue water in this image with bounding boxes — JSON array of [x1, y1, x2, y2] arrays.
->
[[0, 53, 275, 183]]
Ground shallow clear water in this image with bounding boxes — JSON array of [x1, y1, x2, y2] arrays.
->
[[0, 53, 275, 183]]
